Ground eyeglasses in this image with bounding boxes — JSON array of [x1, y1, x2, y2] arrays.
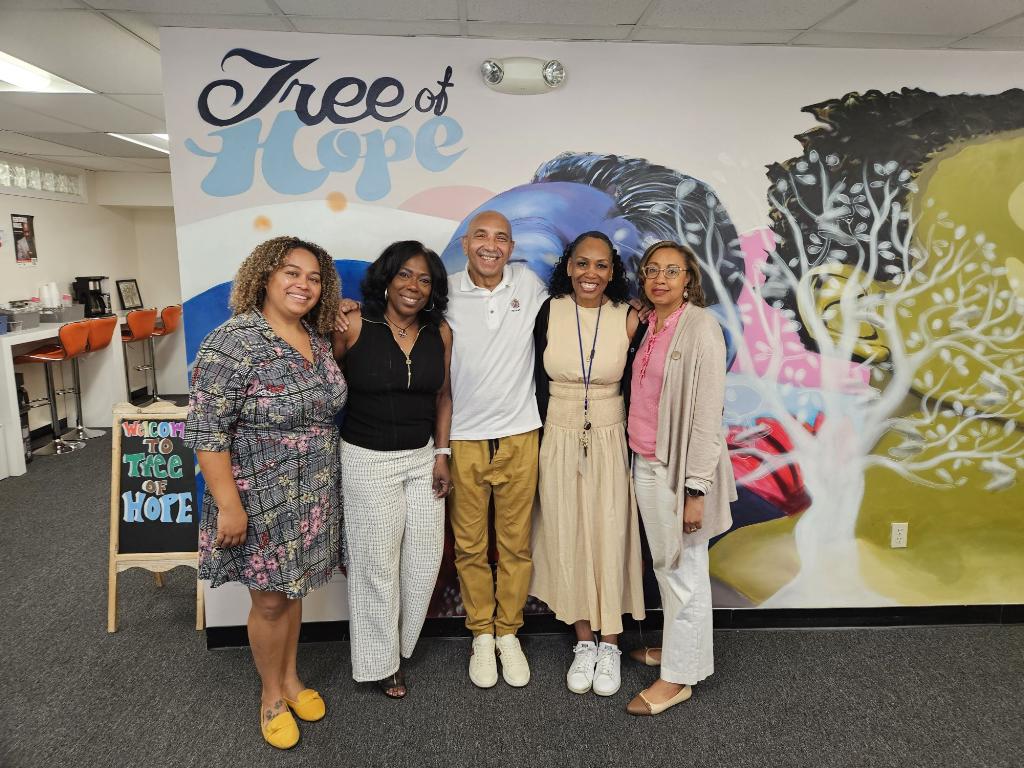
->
[[640, 265, 688, 280]]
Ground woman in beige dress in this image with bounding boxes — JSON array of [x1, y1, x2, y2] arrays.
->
[[531, 231, 644, 697]]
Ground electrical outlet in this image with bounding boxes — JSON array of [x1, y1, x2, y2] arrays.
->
[[890, 522, 909, 548]]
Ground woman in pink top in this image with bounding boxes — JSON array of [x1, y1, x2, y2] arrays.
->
[[622, 240, 737, 716]]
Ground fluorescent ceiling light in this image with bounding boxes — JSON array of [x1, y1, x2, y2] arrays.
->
[[0, 50, 91, 93], [108, 133, 170, 155], [152, 133, 169, 140]]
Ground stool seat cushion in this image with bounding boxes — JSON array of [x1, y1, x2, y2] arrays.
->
[[14, 344, 66, 363]]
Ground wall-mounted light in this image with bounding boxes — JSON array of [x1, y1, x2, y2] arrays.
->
[[479, 57, 566, 95]]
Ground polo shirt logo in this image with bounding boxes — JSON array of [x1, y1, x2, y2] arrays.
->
[[510, 298, 521, 311]]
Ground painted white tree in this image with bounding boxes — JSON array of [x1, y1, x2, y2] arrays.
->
[[676, 154, 1024, 607]]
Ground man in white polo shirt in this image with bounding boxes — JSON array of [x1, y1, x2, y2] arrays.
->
[[446, 209, 546, 689]]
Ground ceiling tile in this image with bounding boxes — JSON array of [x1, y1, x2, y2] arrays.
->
[[108, 11, 294, 32], [949, 36, 1024, 49], [0, 10, 163, 94], [103, 11, 161, 46], [0, 0, 87, 7], [645, 0, 849, 31], [819, 0, 1024, 36], [632, 28, 802, 44], [978, 14, 1024, 35], [792, 30, 961, 48], [119, 157, 171, 170], [86, 0, 275, 11], [32, 153, 158, 171], [0, 101, 90, 132], [0, 131, 95, 156], [29, 132, 166, 158], [0, 93, 163, 132], [467, 0, 649, 25], [465, 21, 631, 40], [289, 17, 460, 35], [277, 0, 458, 20], [106, 94, 165, 119]]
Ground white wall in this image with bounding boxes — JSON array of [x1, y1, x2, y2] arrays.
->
[[0, 182, 184, 430]]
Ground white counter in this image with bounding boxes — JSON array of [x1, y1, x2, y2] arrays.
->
[[0, 321, 128, 478]]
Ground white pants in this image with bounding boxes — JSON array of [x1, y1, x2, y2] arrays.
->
[[341, 440, 444, 682], [632, 454, 715, 686]]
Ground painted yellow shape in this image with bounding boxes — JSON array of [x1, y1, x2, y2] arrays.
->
[[1006, 255, 1024, 298], [709, 514, 800, 604], [253, 215, 272, 231], [326, 191, 348, 212], [1008, 179, 1024, 232]]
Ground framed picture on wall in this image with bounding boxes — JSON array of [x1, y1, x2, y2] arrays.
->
[[116, 279, 143, 310]]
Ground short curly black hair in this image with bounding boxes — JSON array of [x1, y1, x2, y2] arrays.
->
[[360, 240, 448, 327], [547, 231, 630, 304]]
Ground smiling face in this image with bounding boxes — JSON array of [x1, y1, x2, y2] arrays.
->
[[462, 210, 513, 289], [263, 247, 322, 321], [567, 236, 614, 306], [641, 245, 691, 311], [387, 253, 433, 318]]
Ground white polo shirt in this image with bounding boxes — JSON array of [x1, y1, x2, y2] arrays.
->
[[447, 262, 548, 441]]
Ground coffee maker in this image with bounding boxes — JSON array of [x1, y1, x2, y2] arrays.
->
[[73, 276, 111, 317]]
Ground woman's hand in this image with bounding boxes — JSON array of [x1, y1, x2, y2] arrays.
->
[[334, 299, 361, 333], [214, 503, 248, 548], [432, 455, 452, 498], [683, 495, 704, 535]]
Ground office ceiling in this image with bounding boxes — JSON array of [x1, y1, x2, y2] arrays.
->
[[1, 0, 1023, 174]]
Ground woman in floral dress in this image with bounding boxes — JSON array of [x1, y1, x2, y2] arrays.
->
[[184, 236, 346, 749]]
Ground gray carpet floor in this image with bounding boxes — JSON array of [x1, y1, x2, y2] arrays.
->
[[2, 436, 1021, 768]]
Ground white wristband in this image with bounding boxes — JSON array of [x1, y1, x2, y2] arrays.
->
[[433, 447, 452, 456]]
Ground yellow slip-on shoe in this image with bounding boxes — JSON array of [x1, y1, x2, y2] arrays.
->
[[285, 688, 326, 722], [261, 709, 300, 749]]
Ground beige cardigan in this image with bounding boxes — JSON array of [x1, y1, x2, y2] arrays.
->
[[633, 304, 737, 561]]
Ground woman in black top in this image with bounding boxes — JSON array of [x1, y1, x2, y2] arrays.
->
[[333, 241, 452, 699]]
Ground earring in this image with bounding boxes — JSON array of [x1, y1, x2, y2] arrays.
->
[[683, 287, 690, 302], [424, 298, 435, 312], [384, 288, 388, 303]]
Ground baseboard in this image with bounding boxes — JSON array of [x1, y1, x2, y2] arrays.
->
[[205, 603, 1024, 649]]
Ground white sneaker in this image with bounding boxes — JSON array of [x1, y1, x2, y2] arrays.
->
[[469, 633, 498, 688], [592, 642, 622, 696], [566, 641, 599, 694], [495, 634, 531, 687]]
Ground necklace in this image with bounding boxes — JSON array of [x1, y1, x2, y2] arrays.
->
[[383, 311, 416, 339], [575, 298, 602, 458], [365, 317, 425, 388]]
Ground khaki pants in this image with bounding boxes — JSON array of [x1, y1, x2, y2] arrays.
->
[[449, 430, 539, 636]]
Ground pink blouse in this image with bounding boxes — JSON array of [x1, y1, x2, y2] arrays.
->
[[628, 304, 686, 460]]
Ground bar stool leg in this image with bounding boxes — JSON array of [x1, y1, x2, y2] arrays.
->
[[61, 357, 104, 440], [144, 336, 162, 404], [34, 362, 84, 456], [122, 339, 133, 403]]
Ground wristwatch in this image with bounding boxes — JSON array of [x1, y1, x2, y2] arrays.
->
[[685, 487, 705, 498]]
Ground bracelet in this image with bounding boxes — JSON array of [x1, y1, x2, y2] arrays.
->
[[433, 447, 452, 457]]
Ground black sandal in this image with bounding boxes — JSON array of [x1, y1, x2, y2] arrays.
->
[[376, 670, 407, 699]]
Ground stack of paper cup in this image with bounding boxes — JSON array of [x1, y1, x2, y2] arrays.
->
[[39, 282, 60, 308]]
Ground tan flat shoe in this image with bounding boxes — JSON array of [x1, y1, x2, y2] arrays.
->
[[626, 684, 692, 716], [628, 647, 661, 667]]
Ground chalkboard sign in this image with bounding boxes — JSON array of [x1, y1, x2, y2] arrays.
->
[[117, 417, 198, 554], [108, 402, 204, 633]]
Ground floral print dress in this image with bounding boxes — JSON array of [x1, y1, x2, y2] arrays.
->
[[184, 310, 347, 598]]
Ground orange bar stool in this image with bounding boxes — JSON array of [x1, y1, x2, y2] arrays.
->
[[147, 304, 183, 403], [121, 308, 158, 404], [14, 319, 91, 456], [62, 315, 119, 442]]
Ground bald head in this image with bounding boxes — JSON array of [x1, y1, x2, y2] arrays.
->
[[462, 209, 514, 289]]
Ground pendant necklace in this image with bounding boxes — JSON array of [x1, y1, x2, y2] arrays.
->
[[575, 297, 602, 458], [384, 312, 416, 339], [368, 316, 423, 388]]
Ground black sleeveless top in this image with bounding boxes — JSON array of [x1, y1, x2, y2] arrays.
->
[[341, 317, 445, 451]]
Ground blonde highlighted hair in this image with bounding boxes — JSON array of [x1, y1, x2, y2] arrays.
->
[[229, 236, 340, 334], [636, 240, 706, 309]]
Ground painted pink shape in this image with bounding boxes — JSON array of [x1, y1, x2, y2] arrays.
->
[[733, 229, 869, 390], [399, 186, 496, 221]]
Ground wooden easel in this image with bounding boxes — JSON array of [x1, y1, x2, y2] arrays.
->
[[107, 401, 204, 633]]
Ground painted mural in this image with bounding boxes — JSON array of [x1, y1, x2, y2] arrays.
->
[[163, 30, 1024, 617]]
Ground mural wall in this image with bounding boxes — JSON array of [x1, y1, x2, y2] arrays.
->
[[162, 30, 1024, 622]]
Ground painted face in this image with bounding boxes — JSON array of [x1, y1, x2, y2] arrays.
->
[[263, 247, 322, 320], [462, 211, 513, 284], [641, 247, 691, 310], [388, 254, 432, 315], [567, 237, 614, 302]]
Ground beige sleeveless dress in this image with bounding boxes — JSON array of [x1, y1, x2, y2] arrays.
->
[[530, 296, 646, 634]]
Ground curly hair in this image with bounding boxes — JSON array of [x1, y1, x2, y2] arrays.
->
[[229, 236, 340, 335], [636, 240, 707, 309], [361, 240, 448, 327], [547, 231, 630, 304]]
